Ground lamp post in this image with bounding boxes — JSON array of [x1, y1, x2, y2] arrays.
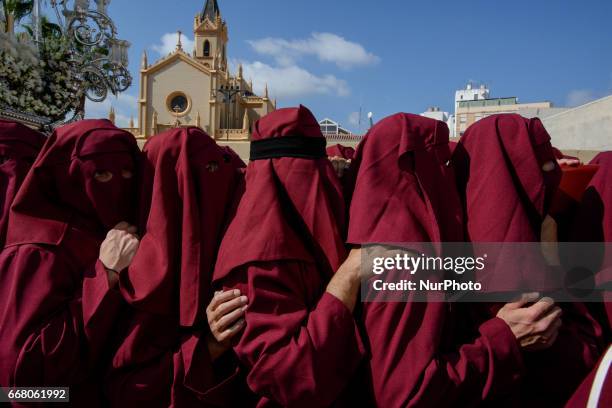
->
[[215, 84, 242, 130]]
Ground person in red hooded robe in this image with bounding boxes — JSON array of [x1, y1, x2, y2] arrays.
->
[[0, 120, 46, 247], [326, 143, 355, 160], [453, 114, 604, 405], [213, 105, 366, 407], [327, 144, 354, 182], [0, 119, 141, 404], [569, 151, 612, 339], [348, 113, 567, 407], [106, 127, 250, 407]]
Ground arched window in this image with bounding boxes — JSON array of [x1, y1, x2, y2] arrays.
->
[[204, 40, 210, 57]]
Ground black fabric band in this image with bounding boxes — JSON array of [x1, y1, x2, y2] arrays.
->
[[250, 135, 327, 160]]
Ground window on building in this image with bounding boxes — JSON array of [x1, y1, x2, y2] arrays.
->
[[203, 40, 210, 57], [460, 115, 467, 124], [167, 92, 189, 115], [321, 124, 338, 134]]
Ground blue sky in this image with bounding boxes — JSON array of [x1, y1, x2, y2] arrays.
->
[[81, 0, 612, 133]]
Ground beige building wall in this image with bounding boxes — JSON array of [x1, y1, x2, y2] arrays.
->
[[542, 94, 612, 152], [456, 100, 551, 136], [146, 58, 213, 133]]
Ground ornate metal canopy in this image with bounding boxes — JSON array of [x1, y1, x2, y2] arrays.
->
[[0, 0, 132, 131]]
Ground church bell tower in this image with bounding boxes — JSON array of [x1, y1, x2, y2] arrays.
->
[[193, 0, 228, 70]]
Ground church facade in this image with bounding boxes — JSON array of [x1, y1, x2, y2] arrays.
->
[[126, 0, 275, 142]]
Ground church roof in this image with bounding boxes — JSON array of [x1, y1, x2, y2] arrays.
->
[[201, 0, 220, 21], [144, 49, 213, 77]]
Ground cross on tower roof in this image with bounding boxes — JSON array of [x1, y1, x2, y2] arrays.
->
[[176, 30, 183, 50]]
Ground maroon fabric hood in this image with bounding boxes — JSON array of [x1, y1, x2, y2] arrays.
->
[[326, 144, 355, 160], [452, 114, 563, 293], [348, 112, 463, 245], [121, 127, 245, 327], [214, 105, 347, 282], [453, 114, 561, 243], [5, 119, 140, 247], [0, 120, 46, 247]]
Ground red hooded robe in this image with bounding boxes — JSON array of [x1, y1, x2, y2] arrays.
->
[[0, 120, 46, 247], [213, 106, 366, 407], [0, 119, 140, 404], [569, 151, 612, 338], [348, 113, 525, 407], [106, 127, 247, 407], [453, 114, 604, 405]]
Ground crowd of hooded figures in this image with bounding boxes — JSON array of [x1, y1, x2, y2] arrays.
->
[[0, 105, 610, 407]]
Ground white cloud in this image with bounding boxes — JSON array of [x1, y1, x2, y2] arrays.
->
[[241, 60, 350, 99], [151, 32, 195, 56], [248, 32, 380, 69], [347, 111, 361, 127], [85, 92, 138, 128], [566, 89, 598, 107]]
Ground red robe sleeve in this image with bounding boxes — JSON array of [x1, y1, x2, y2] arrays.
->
[[221, 261, 366, 407], [107, 310, 245, 407], [364, 301, 525, 408], [0, 245, 122, 386], [172, 333, 251, 407]]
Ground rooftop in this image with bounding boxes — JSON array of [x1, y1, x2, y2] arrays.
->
[[457, 97, 518, 108]]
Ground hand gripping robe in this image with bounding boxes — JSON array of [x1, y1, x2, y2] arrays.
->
[[0, 120, 46, 247], [107, 127, 246, 407], [452, 114, 604, 405], [348, 113, 525, 407], [0, 119, 140, 403], [569, 151, 612, 339], [213, 106, 366, 407]]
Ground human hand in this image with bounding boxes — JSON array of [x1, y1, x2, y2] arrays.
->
[[496, 292, 562, 351], [329, 156, 351, 178], [206, 289, 248, 360], [99, 222, 140, 287]]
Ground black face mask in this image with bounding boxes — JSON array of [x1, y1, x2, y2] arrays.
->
[[83, 153, 136, 229], [57, 152, 136, 231]]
